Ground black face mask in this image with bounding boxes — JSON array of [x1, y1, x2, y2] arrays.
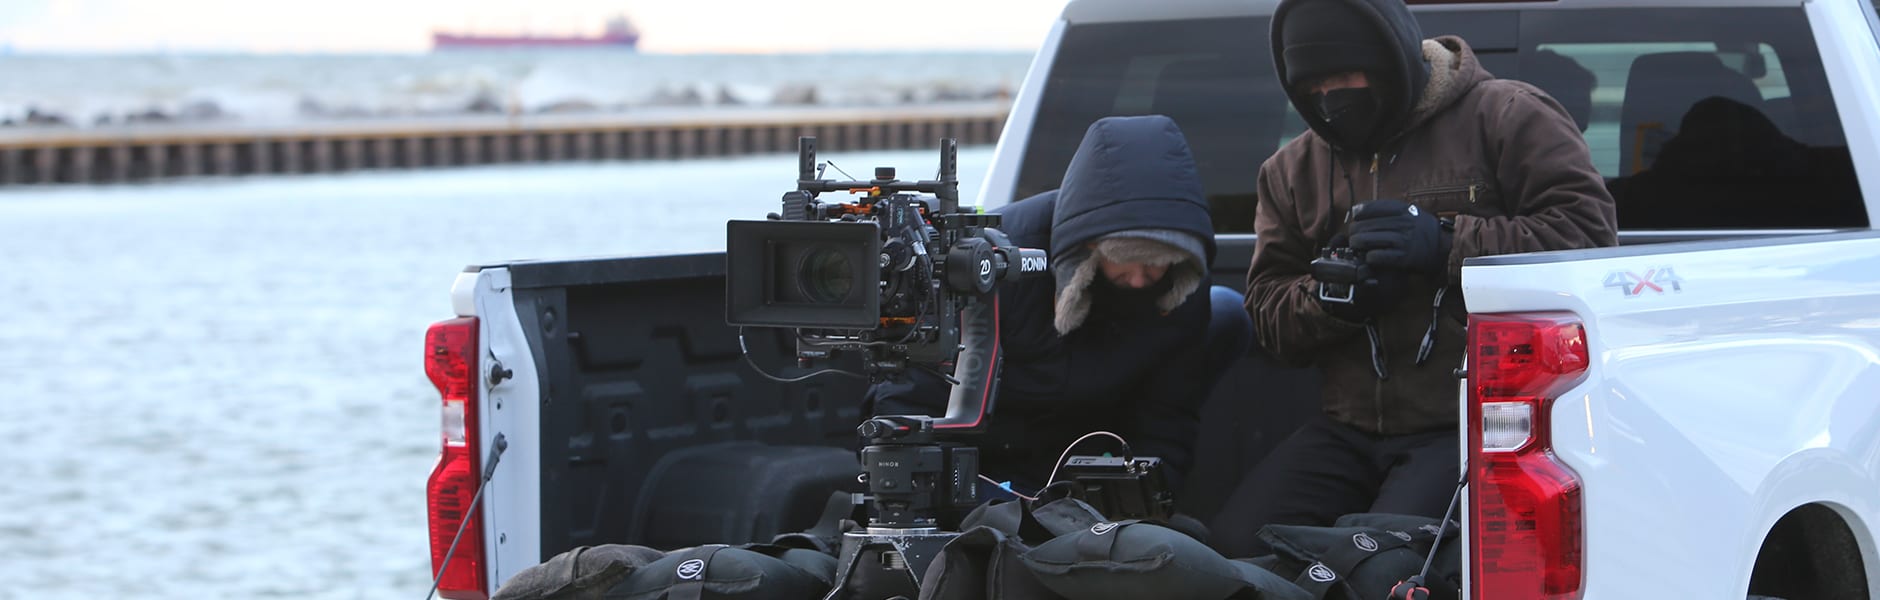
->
[[1088, 274, 1176, 321], [1313, 87, 1382, 152]]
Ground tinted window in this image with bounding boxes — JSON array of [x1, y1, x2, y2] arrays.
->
[[1019, 7, 1865, 233], [1016, 17, 1276, 233], [1515, 8, 1864, 229]]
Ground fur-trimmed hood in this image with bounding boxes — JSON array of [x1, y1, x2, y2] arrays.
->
[[1052, 232, 1207, 335], [1048, 115, 1215, 335]]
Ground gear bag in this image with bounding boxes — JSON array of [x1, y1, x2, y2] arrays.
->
[[918, 525, 1066, 600], [1253, 513, 1462, 600], [494, 545, 669, 600], [914, 484, 1107, 600], [1019, 520, 1310, 600], [604, 543, 837, 600]]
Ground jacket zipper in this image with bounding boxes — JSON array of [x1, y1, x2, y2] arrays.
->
[[1408, 182, 1482, 202]]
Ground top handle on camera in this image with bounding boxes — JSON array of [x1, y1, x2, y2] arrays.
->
[[795, 137, 960, 214]]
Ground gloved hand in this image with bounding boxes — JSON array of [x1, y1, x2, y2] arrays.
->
[[1348, 199, 1452, 276], [1311, 233, 1408, 322]]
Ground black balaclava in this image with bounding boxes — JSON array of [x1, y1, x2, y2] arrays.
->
[[1272, 0, 1429, 154]]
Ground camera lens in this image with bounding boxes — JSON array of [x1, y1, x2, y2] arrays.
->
[[796, 247, 854, 304]]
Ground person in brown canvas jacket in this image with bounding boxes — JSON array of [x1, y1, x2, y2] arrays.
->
[[1208, 0, 1619, 557]]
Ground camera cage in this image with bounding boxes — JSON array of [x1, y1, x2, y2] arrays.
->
[[726, 137, 1047, 433], [724, 137, 1053, 595]]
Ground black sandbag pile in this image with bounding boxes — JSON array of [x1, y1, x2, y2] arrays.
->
[[1251, 513, 1462, 600], [493, 542, 838, 600]]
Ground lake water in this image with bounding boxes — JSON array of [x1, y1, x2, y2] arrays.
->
[[0, 146, 995, 599]]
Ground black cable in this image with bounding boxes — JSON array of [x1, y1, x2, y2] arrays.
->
[[823, 160, 857, 181], [1415, 286, 1448, 366], [1417, 471, 1467, 581], [1044, 431, 1134, 486], [738, 328, 866, 383], [426, 433, 508, 600], [1365, 320, 1390, 380], [1390, 471, 1469, 600]]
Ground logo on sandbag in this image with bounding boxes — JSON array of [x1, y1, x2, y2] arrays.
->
[[1090, 522, 1120, 535], [676, 558, 706, 580], [1353, 532, 1379, 552], [1308, 562, 1337, 582], [1389, 530, 1413, 542], [1420, 524, 1443, 536]]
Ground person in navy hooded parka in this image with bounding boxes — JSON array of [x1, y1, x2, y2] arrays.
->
[[865, 115, 1253, 497]]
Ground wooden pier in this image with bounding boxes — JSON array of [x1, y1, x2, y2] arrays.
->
[[0, 103, 1009, 185]]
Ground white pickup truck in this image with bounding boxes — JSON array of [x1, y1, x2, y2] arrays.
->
[[422, 0, 1880, 598]]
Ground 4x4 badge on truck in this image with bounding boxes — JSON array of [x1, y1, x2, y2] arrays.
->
[[1605, 267, 1684, 297]]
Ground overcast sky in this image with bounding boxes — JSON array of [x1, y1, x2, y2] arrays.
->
[[0, 0, 1068, 53]]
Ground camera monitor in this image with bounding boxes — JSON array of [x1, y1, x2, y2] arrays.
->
[[726, 219, 882, 329]]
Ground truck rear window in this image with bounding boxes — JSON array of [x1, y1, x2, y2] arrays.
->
[[1016, 8, 1866, 233]]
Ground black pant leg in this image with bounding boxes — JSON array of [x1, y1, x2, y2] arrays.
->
[[1206, 414, 1382, 558], [1367, 428, 1463, 518]]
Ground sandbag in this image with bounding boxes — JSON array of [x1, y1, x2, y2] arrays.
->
[[917, 526, 1065, 600], [962, 482, 1211, 544], [605, 543, 837, 600], [914, 488, 1107, 600], [1254, 513, 1460, 600], [958, 483, 1109, 545], [494, 544, 668, 600], [1333, 513, 1462, 597], [1020, 520, 1310, 600]]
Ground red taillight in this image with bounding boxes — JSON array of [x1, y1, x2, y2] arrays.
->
[[426, 317, 488, 600], [1468, 313, 1587, 600]]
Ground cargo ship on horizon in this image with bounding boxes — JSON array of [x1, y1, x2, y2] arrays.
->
[[432, 15, 640, 50]]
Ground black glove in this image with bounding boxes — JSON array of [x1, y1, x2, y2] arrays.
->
[[1348, 199, 1452, 276], [1311, 233, 1408, 322]]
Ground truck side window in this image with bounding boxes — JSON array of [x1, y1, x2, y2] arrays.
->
[[1518, 8, 1867, 230], [1016, 17, 1278, 234]]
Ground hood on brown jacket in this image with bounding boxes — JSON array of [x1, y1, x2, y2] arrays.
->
[[1272, 0, 1433, 153], [1244, 35, 1619, 435]]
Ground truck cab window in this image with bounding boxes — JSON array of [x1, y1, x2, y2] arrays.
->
[[1016, 17, 1278, 234], [1023, 7, 1866, 234], [1517, 8, 1866, 230]]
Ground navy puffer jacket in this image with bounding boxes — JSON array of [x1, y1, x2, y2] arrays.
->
[[866, 115, 1217, 492]]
